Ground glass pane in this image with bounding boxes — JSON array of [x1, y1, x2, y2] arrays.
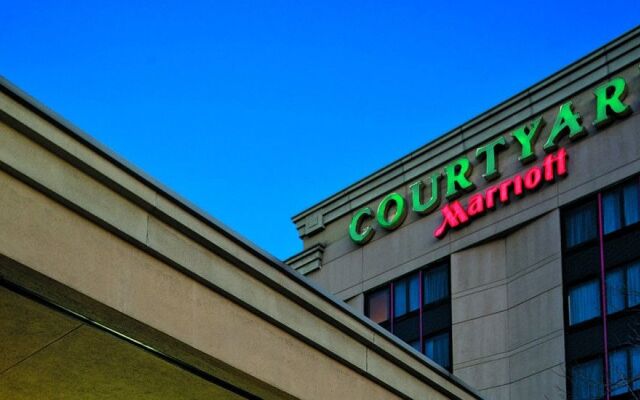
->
[[394, 313, 419, 344], [603, 190, 622, 234], [623, 181, 640, 226], [425, 332, 450, 369], [609, 350, 629, 396], [606, 269, 625, 314], [627, 261, 640, 307], [571, 359, 604, 400], [565, 203, 597, 247], [424, 265, 449, 305], [632, 347, 640, 390], [568, 280, 601, 325], [408, 339, 421, 352], [408, 274, 420, 312], [394, 279, 407, 317], [367, 288, 389, 324]]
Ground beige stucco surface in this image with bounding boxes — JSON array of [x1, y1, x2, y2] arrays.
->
[[451, 212, 566, 400]]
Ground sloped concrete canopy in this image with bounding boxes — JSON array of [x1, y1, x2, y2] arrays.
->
[[0, 285, 246, 399], [0, 69, 482, 398]]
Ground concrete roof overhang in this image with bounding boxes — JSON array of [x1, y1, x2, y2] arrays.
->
[[0, 283, 250, 399], [0, 62, 484, 398]]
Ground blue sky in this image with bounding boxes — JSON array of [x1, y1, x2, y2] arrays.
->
[[1, 2, 638, 259]]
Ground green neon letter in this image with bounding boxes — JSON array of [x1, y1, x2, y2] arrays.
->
[[512, 116, 545, 164], [349, 207, 375, 244], [444, 157, 475, 200], [410, 173, 441, 214], [475, 136, 508, 181], [543, 101, 585, 153], [593, 77, 631, 128], [377, 193, 407, 230]]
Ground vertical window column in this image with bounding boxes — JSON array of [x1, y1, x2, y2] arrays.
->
[[563, 176, 640, 399], [597, 192, 611, 400]]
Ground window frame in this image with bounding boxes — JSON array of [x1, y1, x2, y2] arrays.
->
[[601, 178, 640, 238], [393, 272, 420, 318], [569, 356, 605, 400], [363, 259, 452, 371], [607, 345, 640, 398], [563, 198, 600, 251], [423, 263, 450, 307], [364, 286, 391, 327], [567, 277, 603, 328], [605, 260, 640, 318], [423, 328, 452, 370]]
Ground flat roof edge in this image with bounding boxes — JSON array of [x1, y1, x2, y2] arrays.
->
[[0, 74, 289, 270], [291, 25, 640, 229]]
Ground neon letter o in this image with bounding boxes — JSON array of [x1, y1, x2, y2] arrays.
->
[[377, 193, 408, 230]]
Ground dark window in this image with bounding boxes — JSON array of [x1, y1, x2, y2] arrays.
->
[[602, 180, 640, 235], [424, 264, 449, 305], [623, 181, 640, 227], [367, 287, 389, 324], [394, 273, 419, 317], [627, 261, 640, 308], [394, 278, 407, 316], [425, 332, 450, 369], [408, 339, 421, 352], [606, 269, 625, 314], [609, 349, 628, 396], [568, 280, 601, 326], [409, 274, 420, 311], [565, 201, 598, 248], [605, 260, 640, 315], [633, 347, 640, 391], [364, 260, 451, 370], [608, 346, 640, 396], [571, 358, 604, 400], [603, 189, 623, 234]]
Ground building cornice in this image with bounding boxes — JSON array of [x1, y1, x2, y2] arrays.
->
[[284, 243, 325, 275], [291, 25, 640, 238]]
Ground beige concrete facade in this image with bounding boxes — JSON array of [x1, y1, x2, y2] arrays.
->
[[0, 74, 481, 397], [450, 212, 566, 399], [289, 27, 640, 399]]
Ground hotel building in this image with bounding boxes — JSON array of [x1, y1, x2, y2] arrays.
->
[[288, 26, 640, 399]]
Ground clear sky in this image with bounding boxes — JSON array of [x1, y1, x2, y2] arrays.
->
[[1, 2, 638, 259]]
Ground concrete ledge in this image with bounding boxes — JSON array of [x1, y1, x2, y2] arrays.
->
[[284, 244, 325, 275]]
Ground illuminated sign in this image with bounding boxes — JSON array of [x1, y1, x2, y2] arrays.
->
[[349, 76, 634, 244]]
